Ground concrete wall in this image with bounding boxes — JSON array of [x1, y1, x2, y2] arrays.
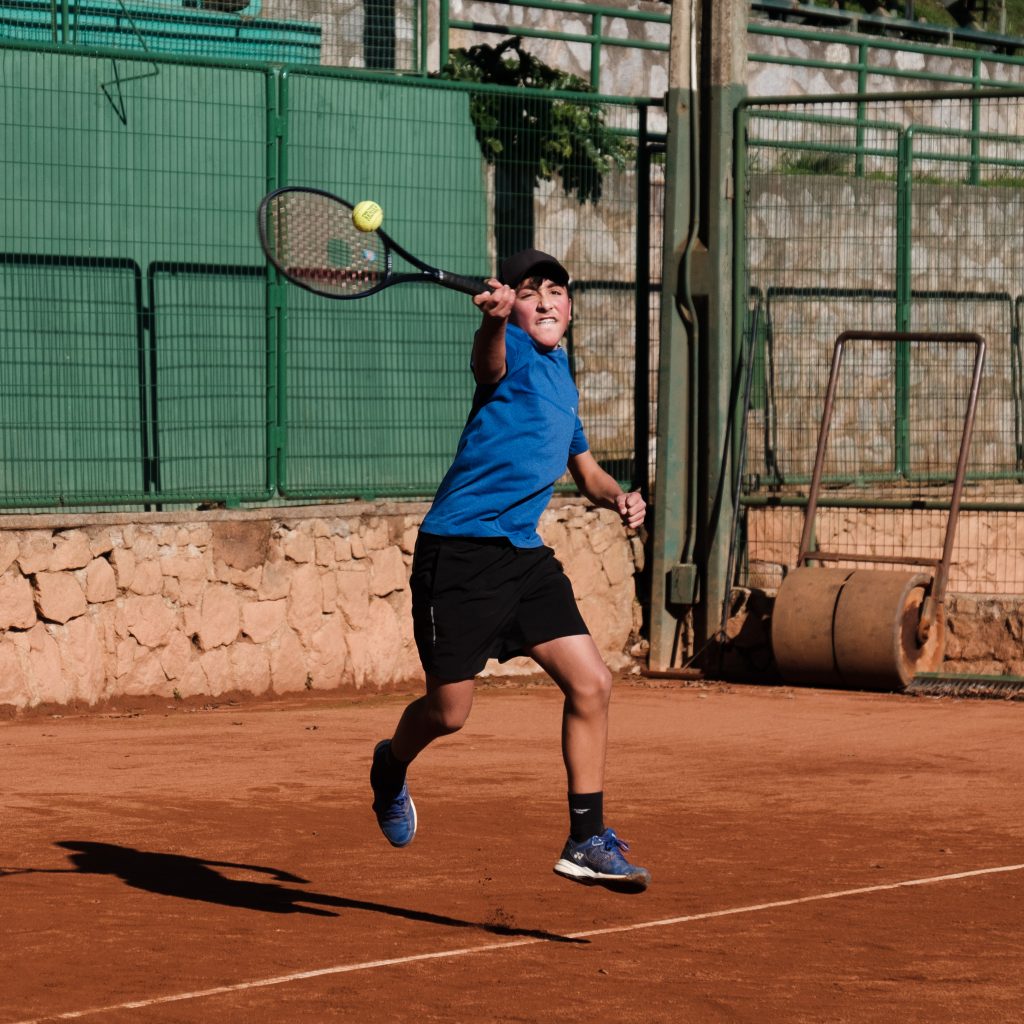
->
[[0, 499, 644, 710]]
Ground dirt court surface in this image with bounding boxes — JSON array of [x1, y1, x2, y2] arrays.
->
[[3, 678, 1023, 1024]]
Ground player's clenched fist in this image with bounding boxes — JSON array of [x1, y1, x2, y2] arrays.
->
[[615, 490, 646, 529], [474, 279, 516, 320]]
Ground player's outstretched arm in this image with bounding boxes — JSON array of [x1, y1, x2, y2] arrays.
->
[[471, 279, 515, 384], [568, 451, 646, 530]]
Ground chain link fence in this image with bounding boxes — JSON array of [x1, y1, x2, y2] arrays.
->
[[738, 90, 1024, 598], [0, 37, 659, 508]]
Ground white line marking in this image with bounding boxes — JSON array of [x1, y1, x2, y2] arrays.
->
[[9, 862, 1023, 1024], [569, 861, 1024, 940]]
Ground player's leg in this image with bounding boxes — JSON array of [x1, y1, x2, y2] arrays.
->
[[525, 632, 610, 794], [370, 533, 517, 847], [515, 546, 651, 891], [391, 676, 475, 761], [527, 633, 650, 891], [369, 676, 474, 849]]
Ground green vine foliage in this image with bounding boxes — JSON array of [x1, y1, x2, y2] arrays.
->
[[437, 37, 633, 204]]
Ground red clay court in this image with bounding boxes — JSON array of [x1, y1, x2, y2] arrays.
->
[[3, 679, 1023, 1023]]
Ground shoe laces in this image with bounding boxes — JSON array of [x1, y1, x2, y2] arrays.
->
[[596, 829, 630, 853], [380, 787, 409, 823]]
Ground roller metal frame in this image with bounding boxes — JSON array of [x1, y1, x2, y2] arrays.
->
[[796, 330, 987, 645]]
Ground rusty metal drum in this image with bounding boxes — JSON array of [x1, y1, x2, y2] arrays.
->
[[831, 570, 945, 691], [771, 567, 855, 687]]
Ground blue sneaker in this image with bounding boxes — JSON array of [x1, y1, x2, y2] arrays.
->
[[553, 828, 651, 891], [370, 740, 417, 848]]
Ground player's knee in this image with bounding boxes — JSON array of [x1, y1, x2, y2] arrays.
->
[[427, 699, 471, 736], [594, 664, 614, 707], [568, 664, 613, 715], [435, 711, 468, 736]]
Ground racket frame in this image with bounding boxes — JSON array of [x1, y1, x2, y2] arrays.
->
[[257, 186, 488, 300]]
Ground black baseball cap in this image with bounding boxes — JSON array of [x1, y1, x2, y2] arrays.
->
[[498, 248, 570, 288]]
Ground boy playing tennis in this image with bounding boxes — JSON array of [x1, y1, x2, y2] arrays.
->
[[369, 248, 650, 891]]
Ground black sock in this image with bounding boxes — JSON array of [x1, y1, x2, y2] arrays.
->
[[371, 741, 409, 796], [568, 791, 604, 842]]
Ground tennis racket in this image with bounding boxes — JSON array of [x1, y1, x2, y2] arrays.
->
[[257, 186, 490, 300]]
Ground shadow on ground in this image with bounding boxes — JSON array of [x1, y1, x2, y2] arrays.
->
[[22, 840, 586, 943]]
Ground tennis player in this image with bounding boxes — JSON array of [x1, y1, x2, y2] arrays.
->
[[370, 248, 650, 891]]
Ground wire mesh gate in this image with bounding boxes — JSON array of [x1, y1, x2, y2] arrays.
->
[[736, 88, 1024, 600]]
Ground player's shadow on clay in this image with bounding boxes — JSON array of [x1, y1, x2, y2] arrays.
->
[[45, 841, 586, 944]]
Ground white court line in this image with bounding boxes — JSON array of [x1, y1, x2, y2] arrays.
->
[[9, 862, 1024, 1024]]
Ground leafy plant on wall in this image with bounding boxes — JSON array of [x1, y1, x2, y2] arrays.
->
[[437, 37, 633, 261]]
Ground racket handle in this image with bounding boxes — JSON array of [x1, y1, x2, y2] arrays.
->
[[433, 271, 491, 296]]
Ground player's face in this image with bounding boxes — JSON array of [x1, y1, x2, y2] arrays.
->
[[511, 277, 571, 349]]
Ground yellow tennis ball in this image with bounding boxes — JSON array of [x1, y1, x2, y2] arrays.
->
[[352, 200, 383, 233]]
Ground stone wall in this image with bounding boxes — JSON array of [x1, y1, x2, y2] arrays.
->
[[0, 499, 643, 710], [443, 0, 670, 100], [748, 27, 1024, 99]]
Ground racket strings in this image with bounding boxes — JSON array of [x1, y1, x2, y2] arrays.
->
[[265, 192, 388, 297]]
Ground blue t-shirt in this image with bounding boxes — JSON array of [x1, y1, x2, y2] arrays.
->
[[421, 324, 589, 547]]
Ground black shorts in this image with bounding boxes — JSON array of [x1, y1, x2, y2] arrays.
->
[[410, 532, 589, 683]]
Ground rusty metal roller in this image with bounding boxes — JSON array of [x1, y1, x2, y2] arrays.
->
[[831, 569, 945, 691], [769, 332, 984, 693], [771, 567, 855, 687]]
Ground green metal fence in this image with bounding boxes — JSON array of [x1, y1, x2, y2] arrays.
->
[[438, 0, 670, 93], [736, 89, 1024, 598], [14, 0, 1024, 97], [0, 43, 273, 506], [749, 22, 1024, 94], [0, 38, 657, 509], [751, 0, 1024, 52], [0, 0, 421, 69], [275, 70, 491, 500], [0, 0, 672, 81]]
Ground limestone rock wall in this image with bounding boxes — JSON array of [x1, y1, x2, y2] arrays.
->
[[0, 499, 643, 710]]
